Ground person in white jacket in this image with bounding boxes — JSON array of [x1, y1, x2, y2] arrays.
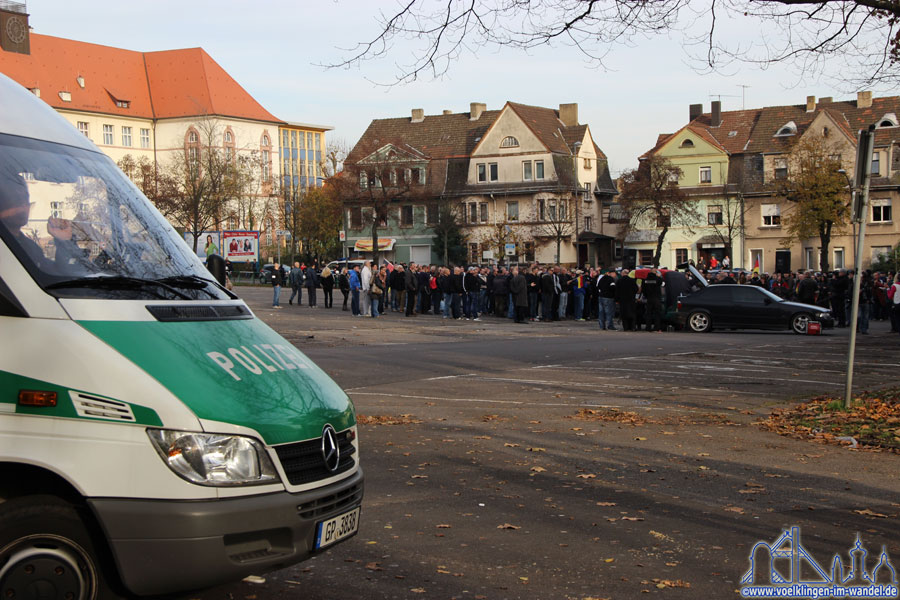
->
[[360, 261, 373, 317]]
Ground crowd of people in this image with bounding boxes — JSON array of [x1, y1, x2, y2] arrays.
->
[[262, 259, 900, 335]]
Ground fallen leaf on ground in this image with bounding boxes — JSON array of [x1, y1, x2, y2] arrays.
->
[[497, 523, 521, 530]]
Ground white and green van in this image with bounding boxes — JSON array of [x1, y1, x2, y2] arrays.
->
[[0, 73, 362, 598]]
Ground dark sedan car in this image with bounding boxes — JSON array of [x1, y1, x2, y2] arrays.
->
[[676, 284, 835, 334]]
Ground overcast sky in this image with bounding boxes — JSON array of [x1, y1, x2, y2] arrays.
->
[[27, 0, 883, 175]]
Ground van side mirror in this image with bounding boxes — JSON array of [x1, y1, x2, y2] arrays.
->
[[206, 254, 227, 286]]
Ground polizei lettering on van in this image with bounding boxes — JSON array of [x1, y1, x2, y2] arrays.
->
[[207, 343, 314, 381]]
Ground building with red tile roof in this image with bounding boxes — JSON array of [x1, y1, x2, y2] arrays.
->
[[0, 11, 332, 260], [633, 94, 900, 273], [342, 102, 618, 266]]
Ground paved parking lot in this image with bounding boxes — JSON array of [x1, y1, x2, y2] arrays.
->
[[182, 286, 900, 600]]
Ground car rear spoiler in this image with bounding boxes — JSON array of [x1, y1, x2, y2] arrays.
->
[[676, 262, 709, 288]]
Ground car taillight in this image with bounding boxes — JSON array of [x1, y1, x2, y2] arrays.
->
[[677, 300, 682, 310]]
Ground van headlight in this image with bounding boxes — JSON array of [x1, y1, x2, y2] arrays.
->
[[147, 429, 280, 486]]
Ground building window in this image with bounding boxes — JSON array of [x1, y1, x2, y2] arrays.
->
[[261, 150, 271, 182], [537, 198, 545, 221], [547, 199, 558, 221], [523, 161, 533, 181], [584, 158, 592, 169], [708, 205, 723, 225], [762, 204, 781, 226], [121, 126, 132, 147], [479, 202, 488, 223], [680, 139, 694, 148], [315, 133, 321, 149], [426, 204, 438, 225], [506, 201, 519, 221], [349, 207, 362, 230], [872, 198, 892, 222], [500, 136, 519, 148], [699, 166, 712, 184], [833, 247, 844, 269], [638, 249, 654, 265], [188, 131, 198, 144], [656, 211, 670, 228], [774, 157, 788, 180], [584, 215, 593, 231], [524, 241, 535, 262], [400, 205, 414, 227], [477, 163, 486, 182], [468, 203, 478, 223], [872, 152, 881, 176], [675, 248, 688, 265], [469, 242, 480, 264], [535, 160, 544, 180], [77, 121, 89, 137], [805, 247, 815, 270], [489, 163, 498, 182], [359, 171, 368, 189], [50, 201, 63, 219], [102, 124, 114, 145], [140, 128, 150, 148]]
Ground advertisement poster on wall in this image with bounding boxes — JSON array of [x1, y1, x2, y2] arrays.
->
[[223, 231, 260, 263], [182, 231, 221, 261]]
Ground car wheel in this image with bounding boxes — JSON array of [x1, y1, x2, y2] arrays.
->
[[791, 313, 812, 335], [687, 311, 711, 333], [0, 495, 123, 600]]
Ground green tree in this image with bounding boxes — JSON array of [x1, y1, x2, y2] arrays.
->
[[298, 186, 343, 263], [777, 134, 849, 273], [431, 202, 467, 265], [618, 155, 700, 267]]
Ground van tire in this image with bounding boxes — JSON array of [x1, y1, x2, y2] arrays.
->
[[0, 495, 123, 600], [687, 311, 712, 333]]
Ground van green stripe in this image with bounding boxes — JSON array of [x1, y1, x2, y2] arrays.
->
[[78, 318, 355, 445], [0, 370, 162, 426]]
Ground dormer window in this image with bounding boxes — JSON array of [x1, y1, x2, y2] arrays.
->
[[877, 113, 898, 128], [500, 136, 519, 148], [680, 139, 694, 148], [58, 91, 72, 102], [775, 121, 797, 137]]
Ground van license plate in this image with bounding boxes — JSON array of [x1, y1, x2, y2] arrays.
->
[[315, 507, 361, 550]]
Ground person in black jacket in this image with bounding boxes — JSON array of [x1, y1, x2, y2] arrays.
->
[[615, 270, 639, 330], [404, 262, 419, 316], [493, 267, 510, 317], [448, 266, 464, 319], [338, 267, 350, 310], [417, 268, 432, 314], [304, 264, 319, 307], [831, 270, 850, 327], [642, 268, 664, 332], [464, 267, 482, 320], [320, 266, 335, 308], [540, 267, 558, 322], [597, 269, 617, 330], [510, 266, 529, 323], [270, 262, 285, 308], [796, 271, 818, 305]]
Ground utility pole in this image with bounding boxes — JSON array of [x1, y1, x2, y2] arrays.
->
[[844, 125, 875, 409]]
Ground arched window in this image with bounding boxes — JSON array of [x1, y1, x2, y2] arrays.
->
[[224, 131, 233, 144], [188, 131, 198, 143], [261, 134, 270, 146], [680, 139, 694, 148], [878, 113, 898, 128], [500, 136, 519, 148], [775, 121, 797, 137]]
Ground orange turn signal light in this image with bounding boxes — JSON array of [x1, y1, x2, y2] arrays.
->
[[18, 390, 58, 407]]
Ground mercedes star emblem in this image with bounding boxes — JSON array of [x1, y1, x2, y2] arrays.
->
[[321, 425, 340, 472]]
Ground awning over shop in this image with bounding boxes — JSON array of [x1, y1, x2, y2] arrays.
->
[[695, 234, 726, 249], [353, 238, 397, 252]]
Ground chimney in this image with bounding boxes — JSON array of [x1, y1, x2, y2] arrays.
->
[[443, 109, 452, 115], [857, 91, 873, 109], [689, 103, 703, 122], [559, 103, 579, 127], [411, 108, 425, 123], [0, 4, 31, 55], [711, 101, 721, 127], [469, 102, 486, 121], [806, 96, 816, 112], [820, 97, 833, 104]]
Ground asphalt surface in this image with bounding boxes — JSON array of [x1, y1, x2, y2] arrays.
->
[[176, 286, 900, 600]]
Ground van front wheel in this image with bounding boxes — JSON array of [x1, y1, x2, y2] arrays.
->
[[0, 496, 120, 600]]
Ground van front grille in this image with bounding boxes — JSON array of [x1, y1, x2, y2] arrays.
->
[[274, 431, 356, 486]]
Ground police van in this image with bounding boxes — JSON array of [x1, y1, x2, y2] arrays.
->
[[0, 73, 363, 598]]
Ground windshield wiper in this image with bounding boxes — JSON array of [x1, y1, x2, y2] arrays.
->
[[154, 275, 228, 299], [46, 276, 191, 300]]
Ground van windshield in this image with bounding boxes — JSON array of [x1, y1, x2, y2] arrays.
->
[[0, 133, 228, 300]]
